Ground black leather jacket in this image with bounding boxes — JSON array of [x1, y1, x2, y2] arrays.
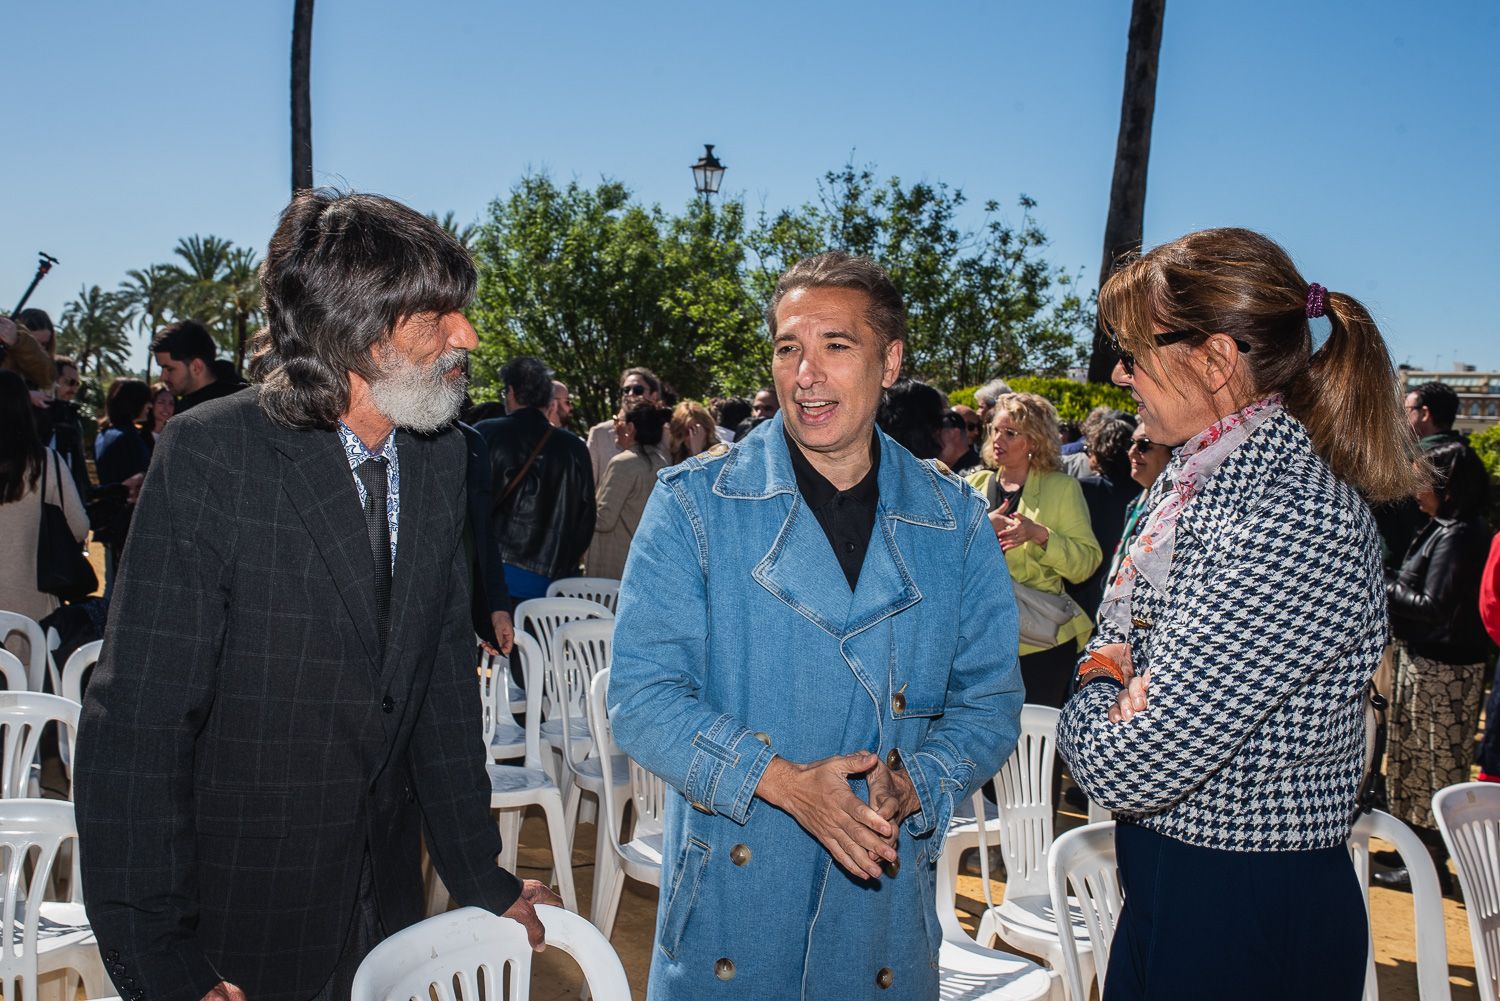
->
[[1388, 516, 1492, 664], [474, 407, 596, 580]]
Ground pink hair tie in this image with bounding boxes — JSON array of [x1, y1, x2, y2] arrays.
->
[[1305, 283, 1328, 319]]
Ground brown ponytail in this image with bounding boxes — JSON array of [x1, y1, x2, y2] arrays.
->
[[1285, 291, 1423, 502], [1099, 227, 1422, 502]]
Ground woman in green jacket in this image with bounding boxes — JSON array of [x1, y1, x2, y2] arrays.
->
[[967, 392, 1102, 706]]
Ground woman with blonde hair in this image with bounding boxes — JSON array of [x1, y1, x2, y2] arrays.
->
[[668, 400, 717, 465], [966, 391, 1101, 708], [1058, 228, 1420, 999]]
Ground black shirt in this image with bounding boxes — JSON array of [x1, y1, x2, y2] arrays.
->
[[785, 429, 881, 591], [177, 377, 246, 413]]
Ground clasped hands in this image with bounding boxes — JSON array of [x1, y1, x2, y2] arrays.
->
[[1094, 642, 1151, 724], [987, 508, 1048, 551], [756, 750, 921, 881]]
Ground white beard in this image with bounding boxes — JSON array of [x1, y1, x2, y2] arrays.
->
[[368, 346, 468, 433]]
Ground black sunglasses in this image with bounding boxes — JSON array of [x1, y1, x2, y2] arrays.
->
[[1104, 323, 1252, 376], [621, 384, 648, 397], [1128, 437, 1159, 454]]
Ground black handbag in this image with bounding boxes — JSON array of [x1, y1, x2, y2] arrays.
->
[[36, 451, 99, 602]]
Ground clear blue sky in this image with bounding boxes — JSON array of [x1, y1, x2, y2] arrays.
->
[[6, 0, 1498, 374]]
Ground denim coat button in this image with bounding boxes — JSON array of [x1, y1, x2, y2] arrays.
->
[[891, 691, 906, 714], [876, 967, 894, 989], [715, 957, 736, 980], [730, 844, 751, 866], [882, 855, 900, 877], [885, 748, 904, 771], [753, 732, 771, 746]]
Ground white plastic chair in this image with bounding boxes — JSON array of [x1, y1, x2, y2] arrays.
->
[[0, 692, 80, 801], [546, 577, 622, 614], [487, 632, 577, 913], [934, 808, 1059, 1000], [586, 668, 666, 940], [0, 651, 29, 694], [1436, 781, 1500, 1001], [477, 646, 525, 762], [0, 799, 108, 1001], [0, 611, 47, 692], [1048, 821, 1121, 1001], [59, 641, 100, 710], [554, 620, 626, 813], [1349, 808, 1450, 1001], [514, 599, 614, 784], [952, 705, 1090, 993], [351, 904, 630, 1001]]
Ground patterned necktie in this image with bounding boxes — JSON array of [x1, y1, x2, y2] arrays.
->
[[355, 457, 391, 649]]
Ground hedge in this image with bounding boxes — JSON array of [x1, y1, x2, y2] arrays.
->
[[947, 378, 1136, 423]]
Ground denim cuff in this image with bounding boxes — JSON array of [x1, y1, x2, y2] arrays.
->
[[682, 714, 776, 826]]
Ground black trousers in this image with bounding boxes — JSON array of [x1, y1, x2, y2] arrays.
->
[[1019, 641, 1078, 709], [1105, 822, 1366, 1000]]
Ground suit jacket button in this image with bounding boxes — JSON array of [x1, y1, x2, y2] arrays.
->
[[876, 967, 894, 989], [730, 844, 751, 866], [1131, 616, 1152, 629], [107, 950, 119, 962], [382, 695, 395, 713], [891, 691, 906, 714], [715, 957, 736, 980]]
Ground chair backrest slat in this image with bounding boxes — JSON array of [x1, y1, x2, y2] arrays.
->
[[546, 577, 622, 614], [1436, 782, 1500, 1001]]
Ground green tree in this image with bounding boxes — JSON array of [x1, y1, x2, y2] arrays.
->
[[59, 285, 132, 381], [469, 174, 763, 425], [750, 163, 1093, 387], [118, 263, 182, 380], [169, 234, 235, 341], [223, 247, 263, 374]]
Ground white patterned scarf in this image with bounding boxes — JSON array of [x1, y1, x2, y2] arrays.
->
[[1099, 395, 1284, 633]]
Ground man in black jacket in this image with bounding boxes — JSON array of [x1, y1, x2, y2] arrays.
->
[[475, 357, 595, 603], [153, 320, 245, 413], [76, 191, 555, 1001]]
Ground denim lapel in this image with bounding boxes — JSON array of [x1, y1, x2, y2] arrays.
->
[[753, 493, 856, 638]]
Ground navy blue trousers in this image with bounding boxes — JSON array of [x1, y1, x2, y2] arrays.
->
[[1105, 822, 1367, 1001]]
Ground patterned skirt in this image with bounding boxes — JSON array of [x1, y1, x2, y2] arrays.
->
[[1386, 639, 1487, 831]]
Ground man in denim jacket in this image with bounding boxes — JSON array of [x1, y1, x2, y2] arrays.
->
[[609, 252, 1023, 1000]]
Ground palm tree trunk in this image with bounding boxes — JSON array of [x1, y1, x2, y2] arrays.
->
[[1088, 0, 1166, 384], [235, 311, 248, 376], [291, 0, 315, 192]]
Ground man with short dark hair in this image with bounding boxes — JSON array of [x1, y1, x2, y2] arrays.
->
[[1405, 381, 1463, 446], [751, 385, 779, 419], [609, 250, 1022, 999], [77, 190, 554, 1001], [476, 357, 596, 603], [152, 320, 244, 412]]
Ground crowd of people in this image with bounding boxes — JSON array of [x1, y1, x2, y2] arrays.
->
[[2, 189, 1499, 1001]]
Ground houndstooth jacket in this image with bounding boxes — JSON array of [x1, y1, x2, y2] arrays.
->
[[1057, 409, 1386, 851]]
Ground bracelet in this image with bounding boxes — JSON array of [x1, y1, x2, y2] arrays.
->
[[1077, 667, 1125, 689], [1077, 650, 1129, 687]]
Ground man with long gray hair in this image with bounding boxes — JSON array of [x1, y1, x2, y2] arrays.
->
[[76, 189, 555, 1001]]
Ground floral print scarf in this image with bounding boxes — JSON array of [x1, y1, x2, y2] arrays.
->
[[1099, 395, 1285, 633]]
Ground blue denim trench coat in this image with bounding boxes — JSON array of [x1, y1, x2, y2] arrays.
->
[[610, 417, 1023, 1000]]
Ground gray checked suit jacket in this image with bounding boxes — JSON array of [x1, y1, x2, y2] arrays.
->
[[75, 388, 519, 1001]]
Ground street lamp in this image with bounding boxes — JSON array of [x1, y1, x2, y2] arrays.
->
[[691, 144, 726, 198]]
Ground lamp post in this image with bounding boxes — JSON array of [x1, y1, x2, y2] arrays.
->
[[690, 144, 726, 199]]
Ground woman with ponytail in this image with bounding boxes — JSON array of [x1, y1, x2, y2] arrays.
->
[[1057, 228, 1418, 1000]]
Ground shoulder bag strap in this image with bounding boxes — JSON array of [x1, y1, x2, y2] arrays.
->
[[497, 424, 554, 507]]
